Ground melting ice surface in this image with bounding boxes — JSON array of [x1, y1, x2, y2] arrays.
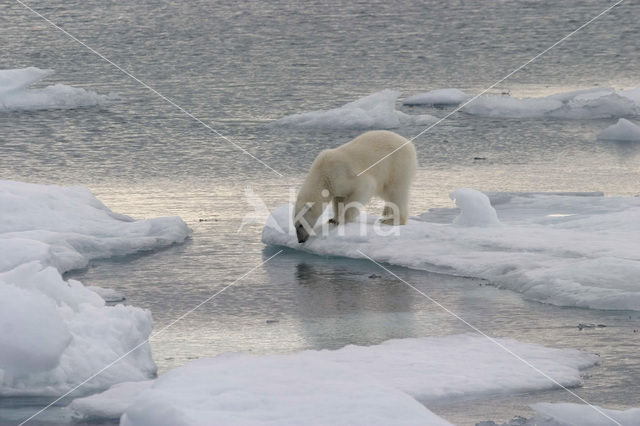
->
[[403, 88, 471, 106], [402, 85, 640, 119], [0, 180, 191, 396], [263, 189, 640, 311], [272, 89, 438, 129], [460, 86, 640, 119], [0, 67, 112, 111], [69, 334, 597, 425], [597, 118, 640, 141]]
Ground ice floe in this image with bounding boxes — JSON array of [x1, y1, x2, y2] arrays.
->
[[70, 334, 596, 424], [0, 180, 191, 396], [0, 67, 113, 112], [403, 88, 470, 106], [273, 90, 438, 129], [597, 118, 640, 141], [461, 87, 640, 119], [263, 191, 640, 311]]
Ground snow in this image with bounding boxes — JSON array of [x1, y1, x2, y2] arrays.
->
[[597, 118, 640, 141], [450, 188, 500, 227], [69, 380, 154, 420], [403, 88, 470, 105], [0, 180, 191, 396], [70, 334, 597, 425], [529, 402, 640, 426], [0, 67, 113, 112], [263, 191, 640, 311], [273, 90, 438, 129], [461, 87, 640, 119], [97, 356, 450, 426]]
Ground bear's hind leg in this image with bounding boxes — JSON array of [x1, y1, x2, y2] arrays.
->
[[381, 188, 409, 225], [381, 203, 399, 225], [339, 178, 376, 223]]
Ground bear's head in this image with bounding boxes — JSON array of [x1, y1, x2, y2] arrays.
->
[[293, 199, 322, 243]]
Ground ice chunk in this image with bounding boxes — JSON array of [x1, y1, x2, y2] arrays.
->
[[0, 284, 71, 376], [597, 118, 640, 141], [462, 86, 640, 119], [0, 263, 156, 396], [450, 188, 500, 227], [69, 380, 154, 420], [273, 90, 438, 129], [0, 180, 191, 273], [403, 88, 470, 105], [0, 67, 113, 111], [0, 67, 53, 92], [530, 402, 640, 426], [263, 191, 640, 311], [72, 334, 596, 424], [0, 180, 191, 396]]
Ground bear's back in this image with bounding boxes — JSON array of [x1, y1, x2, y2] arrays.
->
[[336, 130, 416, 177]]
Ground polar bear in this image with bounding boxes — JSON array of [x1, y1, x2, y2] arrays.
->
[[294, 130, 417, 243]]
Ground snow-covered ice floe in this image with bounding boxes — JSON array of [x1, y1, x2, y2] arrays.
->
[[272, 89, 438, 129], [70, 334, 597, 425], [0, 180, 191, 396], [527, 402, 640, 426], [461, 86, 640, 119], [403, 88, 471, 106], [263, 188, 640, 311], [597, 118, 640, 141], [0, 67, 113, 112]]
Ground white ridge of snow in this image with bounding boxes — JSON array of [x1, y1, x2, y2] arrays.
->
[[263, 190, 640, 311], [70, 334, 596, 424], [530, 402, 640, 426], [461, 86, 640, 119], [69, 380, 154, 420], [0, 67, 114, 111], [450, 188, 500, 227], [403, 88, 471, 105], [0, 180, 191, 396], [273, 90, 438, 129], [597, 118, 640, 141]]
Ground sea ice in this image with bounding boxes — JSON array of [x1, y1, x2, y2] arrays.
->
[[461, 86, 640, 119], [0, 180, 191, 396], [0, 67, 113, 112], [450, 188, 500, 227], [597, 118, 640, 141], [262, 191, 640, 311], [69, 380, 154, 420], [403, 88, 470, 105], [272, 90, 438, 129], [70, 334, 596, 424]]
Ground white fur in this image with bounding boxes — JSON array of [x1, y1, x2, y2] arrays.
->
[[294, 130, 417, 236]]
